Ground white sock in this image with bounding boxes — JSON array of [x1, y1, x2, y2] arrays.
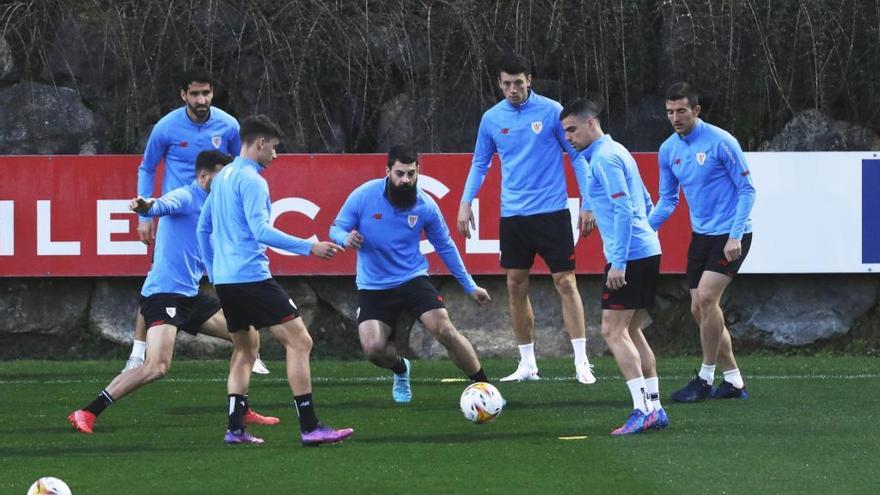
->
[[626, 377, 652, 414], [698, 363, 716, 386], [571, 338, 589, 367], [130, 339, 146, 360], [645, 376, 662, 410], [518, 343, 537, 369], [723, 368, 745, 389]]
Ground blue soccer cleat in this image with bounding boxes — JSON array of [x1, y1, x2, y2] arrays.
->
[[670, 372, 712, 402], [711, 381, 750, 400], [649, 407, 669, 430], [392, 357, 412, 403], [611, 409, 649, 436]]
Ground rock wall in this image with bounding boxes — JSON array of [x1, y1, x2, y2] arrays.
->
[[2, 274, 878, 360]]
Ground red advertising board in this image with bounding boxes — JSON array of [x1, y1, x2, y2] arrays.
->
[[0, 154, 690, 277]]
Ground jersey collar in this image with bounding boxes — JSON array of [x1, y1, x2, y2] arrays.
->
[[582, 134, 611, 162], [678, 118, 705, 144], [504, 90, 536, 111]]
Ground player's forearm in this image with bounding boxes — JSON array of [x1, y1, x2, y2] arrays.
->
[[610, 208, 633, 269], [460, 164, 489, 204], [729, 186, 756, 240], [328, 223, 350, 246], [254, 224, 313, 256]]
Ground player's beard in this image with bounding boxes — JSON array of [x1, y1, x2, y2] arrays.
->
[[385, 178, 418, 209]]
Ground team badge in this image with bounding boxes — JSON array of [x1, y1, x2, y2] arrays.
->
[[531, 121, 543, 134], [165, 307, 176, 318], [288, 298, 298, 310], [696, 152, 707, 165], [212, 136, 222, 149], [408, 215, 419, 228]]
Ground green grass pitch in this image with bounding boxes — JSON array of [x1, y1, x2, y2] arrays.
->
[[2, 356, 877, 494]]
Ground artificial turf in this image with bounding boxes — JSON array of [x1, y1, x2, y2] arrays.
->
[[1, 356, 877, 494]]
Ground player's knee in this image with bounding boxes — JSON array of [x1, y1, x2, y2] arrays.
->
[[145, 360, 171, 380], [553, 275, 576, 297], [361, 340, 385, 361], [690, 301, 702, 321], [506, 277, 528, 296], [289, 331, 313, 353], [600, 322, 620, 342], [430, 322, 457, 344], [697, 290, 720, 313]]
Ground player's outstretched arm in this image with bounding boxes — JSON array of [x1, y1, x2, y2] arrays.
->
[[136, 123, 168, 244], [196, 194, 215, 282], [458, 119, 496, 238], [648, 148, 680, 231], [129, 197, 155, 214], [469, 287, 492, 306], [329, 189, 363, 248], [310, 241, 344, 260], [425, 200, 479, 294], [241, 177, 326, 256]]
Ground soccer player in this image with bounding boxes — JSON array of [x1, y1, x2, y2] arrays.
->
[[123, 68, 270, 375], [197, 115, 354, 446], [457, 53, 596, 384], [329, 145, 493, 403], [561, 99, 668, 435], [68, 151, 278, 434], [649, 82, 756, 401]]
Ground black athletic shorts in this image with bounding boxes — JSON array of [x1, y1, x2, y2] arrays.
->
[[601, 255, 661, 310], [500, 209, 575, 273], [686, 232, 753, 289], [139, 293, 221, 335], [215, 278, 301, 332], [357, 276, 445, 330]]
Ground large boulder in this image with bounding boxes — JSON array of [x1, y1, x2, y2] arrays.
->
[[0, 278, 95, 359], [0, 278, 92, 336], [0, 36, 16, 82], [410, 276, 608, 359], [0, 82, 107, 154], [761, 110, 880, 151], [88, 279, 233, 357], [724, 275, 880, 347]]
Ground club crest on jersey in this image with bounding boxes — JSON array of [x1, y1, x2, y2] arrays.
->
[[408, 215, 419, 228], [212, 136, 222, 149], [165, 307, 176, 318], [531, 121, 543, 134], [696, 152, 707, 165]]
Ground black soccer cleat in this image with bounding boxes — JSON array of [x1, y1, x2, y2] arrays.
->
[[711, 381, 750, 400], [670, 372, 712, 402]]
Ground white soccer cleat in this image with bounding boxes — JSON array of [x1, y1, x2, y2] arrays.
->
[[252, 357, 271, 375], [499, 364, 540, 382], [122, 356, 144, 372], [576, 363, 597, 385]]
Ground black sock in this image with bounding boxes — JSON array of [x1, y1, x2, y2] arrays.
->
[[227, 394, 247, 433], [390, 356, 408, 375], [468, 368, 489, 383], [84, 389, 114, 416], [294, 393, 319, 433], [243, 395, 250, 411]]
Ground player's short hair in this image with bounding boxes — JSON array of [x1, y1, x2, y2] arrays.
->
[[496, 53, 531, 77], [195, 150, 233, 174], [178, 68, 213, 92], [239, 115, 284, 144], [560, 98, 603, 124], [665, 82, 699, 107], [387, 144, 419, 169]]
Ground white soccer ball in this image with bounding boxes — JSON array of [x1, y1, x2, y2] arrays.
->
[[27, 477, 71, 495], [460, 382, 504, 424]]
